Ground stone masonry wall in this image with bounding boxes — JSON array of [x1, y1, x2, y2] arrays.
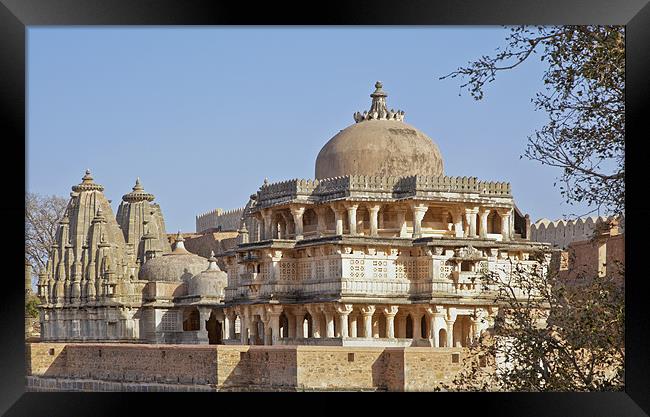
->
[[26, 343, 466, 392]]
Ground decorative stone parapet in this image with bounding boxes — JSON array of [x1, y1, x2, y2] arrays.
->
[[254, 175, 512, 209]]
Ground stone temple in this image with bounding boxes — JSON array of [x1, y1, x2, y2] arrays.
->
[[37, 82, 548, 349]]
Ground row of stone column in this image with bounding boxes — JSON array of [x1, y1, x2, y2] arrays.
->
[[222, 304, 488, 347], [254, 204, 513, 241], [40, 308, 138, 341]]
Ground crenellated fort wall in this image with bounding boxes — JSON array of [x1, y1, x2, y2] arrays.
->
[[25, 342, 467, 392], [530, 215, 624, 249], [196, 207, 245, 233]]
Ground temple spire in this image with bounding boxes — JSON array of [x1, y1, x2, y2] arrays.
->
[[122, 177, 154, 202], [72, 168, 104, 192], [353, 81, 405, 123]]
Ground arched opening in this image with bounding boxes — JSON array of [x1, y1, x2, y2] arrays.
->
[[234, 315, 241, 338], [438, 328, 447, 347], [405, 315, 413, 338], [207, 311, 222, 345], [323, 207, 336, 234], [303, 209, 318, 236], [420, 315, 428, 339], [304, 313, 313, 338], [279, 312, 289, 338], [453, 316, 471, 347], [358, 207, 370, 235], [182, 307, 200, 331], [487, 211, 500, 234]]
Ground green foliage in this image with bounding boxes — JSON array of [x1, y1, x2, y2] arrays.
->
[[443, 251, 624, 392], [441, 26, 624, 216], [25, 294, 41, 318]]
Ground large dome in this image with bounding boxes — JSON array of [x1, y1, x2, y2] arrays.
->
[[187, 252, 228, 298], [138, 235, 208, 282], [315, 82, 444, 180]]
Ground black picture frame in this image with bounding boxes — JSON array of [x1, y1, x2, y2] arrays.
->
[[2, 0, 649, 415]]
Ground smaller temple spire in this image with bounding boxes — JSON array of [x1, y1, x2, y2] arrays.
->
[[353, 81, 405, 123], [122, 177, 155, 202], [72, 168, 104, 192], [92, 205, 106, 223]]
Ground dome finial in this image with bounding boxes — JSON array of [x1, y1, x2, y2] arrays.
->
[[353, 81, 405, 123], [207, 250, 219, 270], [122, 176, 154, 202], [171, 230, 189, 254], [73, 168, 104, 192]]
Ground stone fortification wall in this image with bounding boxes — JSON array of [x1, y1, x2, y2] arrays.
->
[[552, 233, 624, 281], [530, 215, 624, 249], [26, 343, 465, 392], [196, 208, 244, 233], [169, 231, 239, 259]]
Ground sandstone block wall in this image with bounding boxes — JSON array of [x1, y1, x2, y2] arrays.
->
[[26, 343, 466, 392]]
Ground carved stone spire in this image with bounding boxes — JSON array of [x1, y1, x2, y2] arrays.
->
[[122, 177, 155, 203], [72, 169, 104, 192], [353, 81, 405, 123]]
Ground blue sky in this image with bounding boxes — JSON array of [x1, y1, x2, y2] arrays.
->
[[27, 27, 595, 232]]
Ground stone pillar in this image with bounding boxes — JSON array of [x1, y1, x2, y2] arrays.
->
[[445, 319, 455, 348], [464, 210, 472, 238], [479, 208, 490, 238], [368, 204, 381, 237], [239, 310, 248, 344], [453, 209, 464, 238], [291, 207, 305, 241], [336, 304, 353, 338], [316, 207, 328, 237], [248, 316, 258, 345], [360, 305, 375, 338], [261, 209, 273, 240], [306, 305, 321, 338], [498, 209, 511, 240], [427, 307, 444, 348], [333, 207, 344, 235], [396, 208, 408, 237], [270, 313, 281, 344], [397, 315, 407, 338], [412, 311, 422, 340], [346, 204, 358, 235], [294, 307, 305, 339], [383, 306, 399, 339], [349, 314, 358, 338], [228, 312, 237, 340], [412, 204, 428, 238], [466, 207, 478, 237], [197, 308, 211, 343], [323, 309, 335, 338], [222, 313, 231, 340], [287, 313, 296, 339]]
